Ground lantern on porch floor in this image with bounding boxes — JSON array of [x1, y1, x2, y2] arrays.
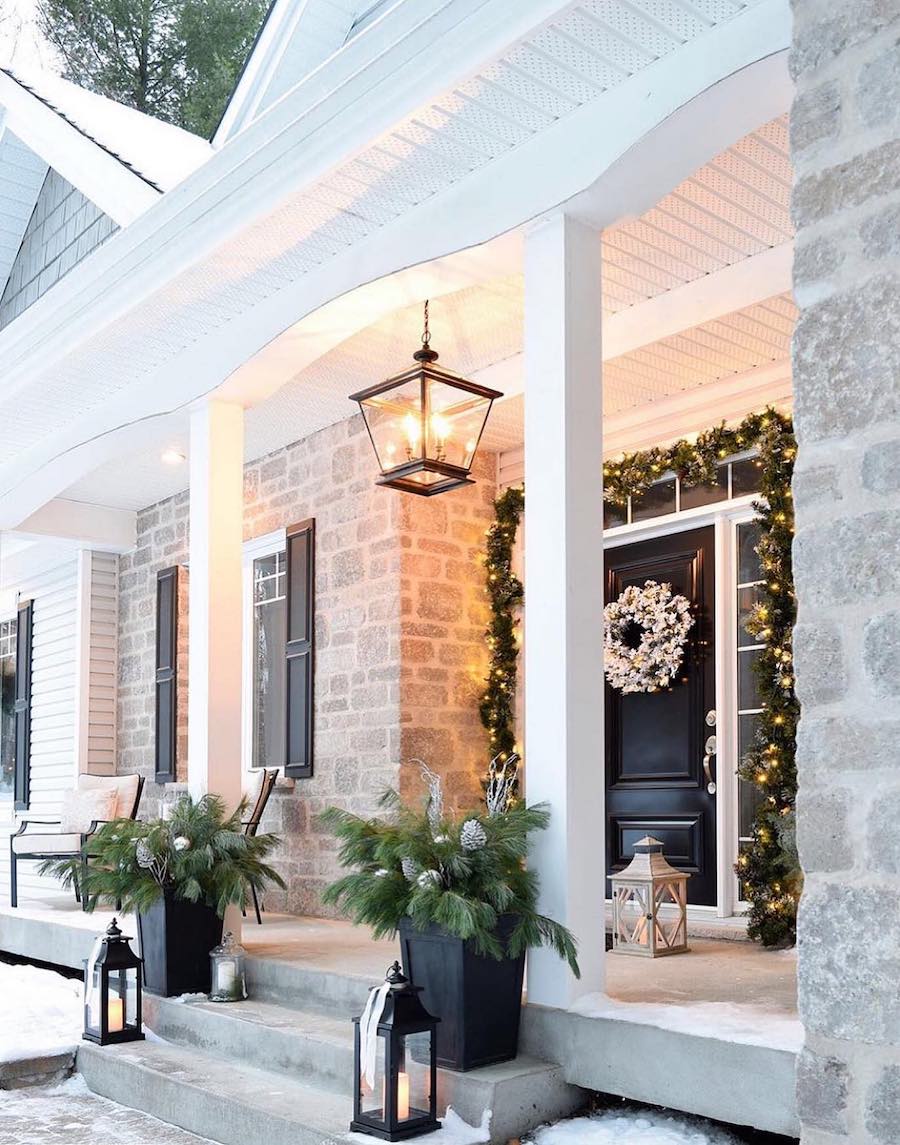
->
[[349, 301, 501, 497], [351, 961, 441, 1140], [83, 918, 145, 1044], [610, 836, 690, 958], [209, 931, 248, 1002]]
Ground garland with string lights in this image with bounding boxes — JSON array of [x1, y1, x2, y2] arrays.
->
[[478, 407, 798, 946]]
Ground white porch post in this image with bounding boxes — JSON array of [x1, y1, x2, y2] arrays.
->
[[187, 400, 244, 811], [524, 212, 605, 1008]]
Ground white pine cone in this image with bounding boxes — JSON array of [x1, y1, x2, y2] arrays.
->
[[401, 857, 419, 883], [460, 819, 487, 852], [416, 869, 442, 889], [135, 840, 155, 869]]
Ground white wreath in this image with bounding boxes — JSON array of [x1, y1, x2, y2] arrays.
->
[[604, 580, 694, 694]]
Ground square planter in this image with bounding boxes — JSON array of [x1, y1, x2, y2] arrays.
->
[[137, 892, 223, 997], [399, 915, 525, 1072]]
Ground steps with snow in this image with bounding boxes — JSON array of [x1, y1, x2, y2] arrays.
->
[[0, 1048, 75, 1089]]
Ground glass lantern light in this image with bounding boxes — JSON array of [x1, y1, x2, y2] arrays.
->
[[209, 931, 248, 1002], [610, 836, 690, 958], [351, 961, 441, 1141], [349, 301, 502, 497], [83, 918, 145, 1045]]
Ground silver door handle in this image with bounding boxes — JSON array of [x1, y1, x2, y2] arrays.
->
[[703, 735, 716, 794]]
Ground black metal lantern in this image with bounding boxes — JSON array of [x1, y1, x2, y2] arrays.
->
[[82, 918, 145, 1045], [350, 301, 501, 496], [351, 961, 441, 1140]]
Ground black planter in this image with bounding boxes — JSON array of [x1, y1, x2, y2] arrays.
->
[[137, 892, 223, 997], [398, 915, 525, 1072]]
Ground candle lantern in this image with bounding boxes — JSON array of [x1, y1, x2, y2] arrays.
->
[[83, 918, 145, 1044], [610, 836, 690, 957], [349, 301, 501, 497], [209, 931, 248, 1002], [351, 961, 440, 1140]]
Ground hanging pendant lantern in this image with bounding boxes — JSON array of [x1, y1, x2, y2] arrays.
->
[[82, 918, 145, 1044], [350, 301, 502, 496]]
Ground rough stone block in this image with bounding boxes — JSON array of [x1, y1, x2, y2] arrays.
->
[[857, 41, 900, 127], [797, 713, 900, 773], [863, 611, 900, 695], [792, 142, 900, 228], [792, 80, 842, 153], [867, 787, 900, 873], [866, 1065, 900, 1142], [861, 438, 900, 492], [797, 786, 852, 872], [794, 511, 900, 604], [796, 1048, 849, 1136], [794, 621, 847, 705]]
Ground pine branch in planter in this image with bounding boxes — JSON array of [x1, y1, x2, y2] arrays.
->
[[41, 793, 285, 917], [320, 779, 580, 976]]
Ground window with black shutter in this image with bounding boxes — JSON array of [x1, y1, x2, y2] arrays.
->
[[13, 599, 33, 809], [284, 519, 315, 779], [155, 566, 179, 784]]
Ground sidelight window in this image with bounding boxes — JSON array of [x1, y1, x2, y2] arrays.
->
[[736, 520, 765, 886]]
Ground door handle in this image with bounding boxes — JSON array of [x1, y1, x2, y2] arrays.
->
[[703, 734, 717, 795]]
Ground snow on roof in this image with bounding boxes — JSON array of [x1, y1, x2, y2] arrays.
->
[[2, 67, 213, 192]]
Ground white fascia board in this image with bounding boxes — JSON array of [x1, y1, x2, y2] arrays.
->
[[470, 241, 794, 397], [0, 0, 790, 527], [10, 498, 137, 552], [0, 73, 157, 226]]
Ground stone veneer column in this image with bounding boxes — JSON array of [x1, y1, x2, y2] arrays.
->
[[791, 2, 900, 1141]]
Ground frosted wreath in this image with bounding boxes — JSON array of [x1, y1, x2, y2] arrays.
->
[[604, 580, 694, 694]]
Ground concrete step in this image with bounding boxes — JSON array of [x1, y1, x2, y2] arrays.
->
[[141, 992, 584, 1143], [78, 1039, 349, 1145], [144, 992, 353, 1094], [245, 953, 373, 1015], [0, 1048, 75, 1089]]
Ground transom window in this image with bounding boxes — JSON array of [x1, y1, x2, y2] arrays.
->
[[251, 551, 287, 769], [604, 455, 763, 529], [0, 617, 16, 803]]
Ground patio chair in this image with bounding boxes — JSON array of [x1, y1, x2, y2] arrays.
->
[[242, 768, 279, 925], [10, 774, 145, 909]]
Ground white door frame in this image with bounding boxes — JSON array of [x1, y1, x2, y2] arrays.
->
[[603, 494, 759, 920]]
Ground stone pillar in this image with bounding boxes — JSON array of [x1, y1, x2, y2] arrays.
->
[[523, 212, 605, 1007], [187, 400, 244, 812], [791, 2, 900, 1140]]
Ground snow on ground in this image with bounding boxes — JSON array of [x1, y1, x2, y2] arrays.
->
[[526, 1108, 746, 1144], [0, 1075, 216, 1145], [570, 993, 803, 1053], [0, 960, 82, 1062]]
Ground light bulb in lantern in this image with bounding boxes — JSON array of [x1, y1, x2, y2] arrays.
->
[[404, 413, 421, 455], [107, 997, 125, 1033]]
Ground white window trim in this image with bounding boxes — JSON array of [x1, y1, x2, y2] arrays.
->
[[241, 529, 287, 782]]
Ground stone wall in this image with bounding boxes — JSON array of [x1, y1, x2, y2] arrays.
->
[[791, 2, 900, 1141], [117, 415, 495, 915]]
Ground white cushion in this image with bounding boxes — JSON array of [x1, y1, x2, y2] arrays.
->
[[60, 787, 118, 833], [78, 773, 140, 819], [12, 832, 82, 855]]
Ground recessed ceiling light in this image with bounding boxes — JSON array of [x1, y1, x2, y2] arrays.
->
[[161, 449, 186, 466]]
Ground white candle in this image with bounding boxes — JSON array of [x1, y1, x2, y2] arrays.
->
[[217, 960, 237, 993], [107, 997, 124, 1033], [397, 1071, 410, 1121]]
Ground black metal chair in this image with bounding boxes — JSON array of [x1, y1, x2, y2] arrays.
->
[[10, 775, 145, 909], [242, 768, 279, 925]]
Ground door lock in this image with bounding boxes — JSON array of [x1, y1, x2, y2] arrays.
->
[[702, 734, 717, 795], [705, 709, 717, 727]]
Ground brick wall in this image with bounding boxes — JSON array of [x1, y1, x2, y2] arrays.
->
[[117, 415, 495, 915], [791, 2, 900, 1141]]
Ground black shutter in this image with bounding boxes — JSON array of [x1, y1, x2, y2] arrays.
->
[[285, 519, 315, 779], [155, 566, 178, 784], [13, 599, 33, 810]]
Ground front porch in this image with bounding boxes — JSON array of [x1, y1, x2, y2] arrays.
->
[[0, 899, 799, 1139]]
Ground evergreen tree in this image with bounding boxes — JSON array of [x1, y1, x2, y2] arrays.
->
[[38, 0, 266, 138]]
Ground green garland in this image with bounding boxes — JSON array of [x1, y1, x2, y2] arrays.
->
[[479, 408, 798, 946]]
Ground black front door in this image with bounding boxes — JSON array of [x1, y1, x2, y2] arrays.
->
[[605, 526, 717, 906]]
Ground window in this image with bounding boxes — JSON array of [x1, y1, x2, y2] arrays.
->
[[736, 520, 766, 890], [250, 549, 287, 769], [0, 618, 15, 803], [605, 454, 763, 529]]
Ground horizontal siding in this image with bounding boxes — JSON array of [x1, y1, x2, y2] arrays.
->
[[1, 555, 79, 902], [87, 552, 118, 774]]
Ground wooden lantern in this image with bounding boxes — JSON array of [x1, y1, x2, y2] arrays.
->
[[610, 836, 690, 957]]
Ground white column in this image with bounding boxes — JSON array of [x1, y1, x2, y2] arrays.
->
[[187, 401, 244, 811], [524, 212, 605, 1008]]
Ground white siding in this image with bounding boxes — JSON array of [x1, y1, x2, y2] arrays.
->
[[86, 552, 118, 776]]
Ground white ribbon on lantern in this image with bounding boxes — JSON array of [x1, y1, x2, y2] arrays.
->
[[359, 979, 392, 1089], [84, 932, 106, 1020]]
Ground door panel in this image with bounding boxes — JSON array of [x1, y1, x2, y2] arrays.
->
[[605, 526, 717, 906]]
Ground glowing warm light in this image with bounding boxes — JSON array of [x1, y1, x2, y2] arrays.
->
[[404, 413, 421, 451], [161, 449, 185, 466], [430, 412, 451, 442], [398, 1071, 410, 1120], [108, 997, 124, 1033]]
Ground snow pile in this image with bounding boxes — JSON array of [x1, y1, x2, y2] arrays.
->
[[528, 1109, 744, 1144], [571, 993, 803, 1053], [0, 960, 82, 1062]]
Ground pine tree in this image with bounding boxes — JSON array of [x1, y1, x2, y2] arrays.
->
[[38, 0, 267, 138]]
